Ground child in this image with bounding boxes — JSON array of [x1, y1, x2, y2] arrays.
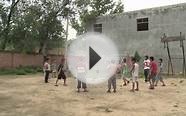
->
[[149, 56, 158, 89], [121, 58, 130, 86], [155, 58, 166, 86], [143, 56, 150, 82], [130, 57, 139, 92], [55, 57, 67, 86], [107, 60, 118, 93], [77, 57, 88, 92], [43, 58, 51, 83]]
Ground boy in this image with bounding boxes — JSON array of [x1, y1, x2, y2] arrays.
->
[[77, 57, 88, 92], [130, 57, 139, 92], [121, 58, 130, 86], [43, 58, 51, 83], [55, 57, 67, 86], [149, 56, 158, 89], [155, 58, 166, 86], [143, 56, 150, 82], [107, 60, 118, 93]]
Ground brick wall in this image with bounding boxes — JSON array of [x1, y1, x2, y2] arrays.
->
[[0, 51, 63, 69]]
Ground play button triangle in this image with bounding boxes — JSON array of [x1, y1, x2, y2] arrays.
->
[[89, 47, 101, 70]]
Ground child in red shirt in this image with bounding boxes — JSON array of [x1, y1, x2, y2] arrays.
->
[[149, 56, 158, 89]]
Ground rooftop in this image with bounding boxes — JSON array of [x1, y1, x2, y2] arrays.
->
[[97, 2, 186, 18]]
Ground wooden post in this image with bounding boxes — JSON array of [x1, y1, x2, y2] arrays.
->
[[166, 42, 174, 75], [168, 59, 170, 75], [181, 40, 186, 76]]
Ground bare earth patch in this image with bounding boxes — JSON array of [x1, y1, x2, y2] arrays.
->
[[0, 74, 186, 116]]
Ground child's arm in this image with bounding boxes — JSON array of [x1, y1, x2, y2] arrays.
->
[[130, 64, 134, 74]]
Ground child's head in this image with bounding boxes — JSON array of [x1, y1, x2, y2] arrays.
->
[[145, 55, 149, 60], [131, 57, 136, 64], [45, 58, 49, 62], [150, 56, 154, 61], [123, 58, 126, 63], [159, 58, 163, 63]]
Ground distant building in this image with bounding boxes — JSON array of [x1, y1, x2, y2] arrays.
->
[[87, 3, 186, 73]]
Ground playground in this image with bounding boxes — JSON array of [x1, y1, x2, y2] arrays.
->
[[0, 74, 186, 116]]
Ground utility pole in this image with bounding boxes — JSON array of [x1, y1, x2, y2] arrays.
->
[[64, 4, 70, 71]]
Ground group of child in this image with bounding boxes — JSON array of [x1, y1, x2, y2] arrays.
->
[[43, 57, 67, 86], [43, 55, 166, 93], [119, 55, 166, 92], [108, 57, 139, 93], [43, 57, 88, 92]]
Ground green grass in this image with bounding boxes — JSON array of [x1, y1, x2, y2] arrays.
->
[[0, 66, 43, 75]]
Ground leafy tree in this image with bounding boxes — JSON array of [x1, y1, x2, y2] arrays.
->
[[0, 0, 68, 55], [0, 0, 21, 50], [71, 0, 124, 34], [134, 51, 141, 62]]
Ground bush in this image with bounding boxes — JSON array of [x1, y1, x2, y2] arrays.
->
[[0, 69, 17, 75], [15, 69, 27, 75], [0, 66, 42, 75], [134, 51, 141, 62]]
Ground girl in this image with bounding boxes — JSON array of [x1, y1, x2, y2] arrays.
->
[[121, 58, 130, 86]]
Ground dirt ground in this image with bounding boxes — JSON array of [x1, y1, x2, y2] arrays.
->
[[0, 74, 186, 116]]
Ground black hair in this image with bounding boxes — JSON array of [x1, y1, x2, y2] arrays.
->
[[150, 56, 154, 61], [159, 58, 163, 62], [132, 57, 136, 62], [45, 57, 49, 62], [145, 55, 149, 59], [123, 58, 126, 63]]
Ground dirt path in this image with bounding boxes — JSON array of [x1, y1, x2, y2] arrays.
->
[[0, 74, 186, 116]]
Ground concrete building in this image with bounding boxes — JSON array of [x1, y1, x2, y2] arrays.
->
[[87, 3, 186, 73]]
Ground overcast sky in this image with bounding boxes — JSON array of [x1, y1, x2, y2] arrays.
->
[[68, 0, 186, 40], [124, 0, 186, 11]]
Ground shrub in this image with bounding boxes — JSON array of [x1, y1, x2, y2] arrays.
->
[[15, 69, 27, 75], [0, 66, 42, 75], [134, 51, 141, 62]]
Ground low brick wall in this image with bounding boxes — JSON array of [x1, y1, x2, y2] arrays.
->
[[0, 51, 63, 69]]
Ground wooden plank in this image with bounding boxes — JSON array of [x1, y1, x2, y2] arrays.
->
[[161, 36, 185, 42], [166, 42, 174, 75]]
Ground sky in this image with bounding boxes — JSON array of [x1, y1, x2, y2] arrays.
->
[[124, 0, 186, 12], [68, 0, 186, 40]]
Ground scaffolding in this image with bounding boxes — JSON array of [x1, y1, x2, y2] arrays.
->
[[161, 32, 186, 76]]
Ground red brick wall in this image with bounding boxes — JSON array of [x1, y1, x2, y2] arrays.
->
[[0, 52, 13, 68], [0, 52, 63, 69], [13, 53, 43, 68]]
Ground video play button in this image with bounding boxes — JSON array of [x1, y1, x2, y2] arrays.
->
[[67, 32, 119, 84], [89, 47, 101, 70]]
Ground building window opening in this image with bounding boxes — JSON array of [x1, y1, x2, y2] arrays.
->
[[94, 24, 102, 33], [137, 18, 149, 31]]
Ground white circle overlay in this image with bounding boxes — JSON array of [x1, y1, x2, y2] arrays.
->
[[67, 32, 119, 84]]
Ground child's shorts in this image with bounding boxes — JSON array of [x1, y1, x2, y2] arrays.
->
[[150, 73, 157, 82], [58, 74, 66, 80], [132, 76, 138, 82], [156, 73, 163, 81]]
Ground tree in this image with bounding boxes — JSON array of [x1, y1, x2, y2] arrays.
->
[[71, 0, 124, 34], [0, 0, 20, 50], [0, 0, 67, 55], [34, 0, 67, 55]]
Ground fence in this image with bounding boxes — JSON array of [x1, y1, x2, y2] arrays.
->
[[0, 51, 63, 69]]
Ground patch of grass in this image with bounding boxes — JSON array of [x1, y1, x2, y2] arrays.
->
[[0, 66, 42, 76]]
